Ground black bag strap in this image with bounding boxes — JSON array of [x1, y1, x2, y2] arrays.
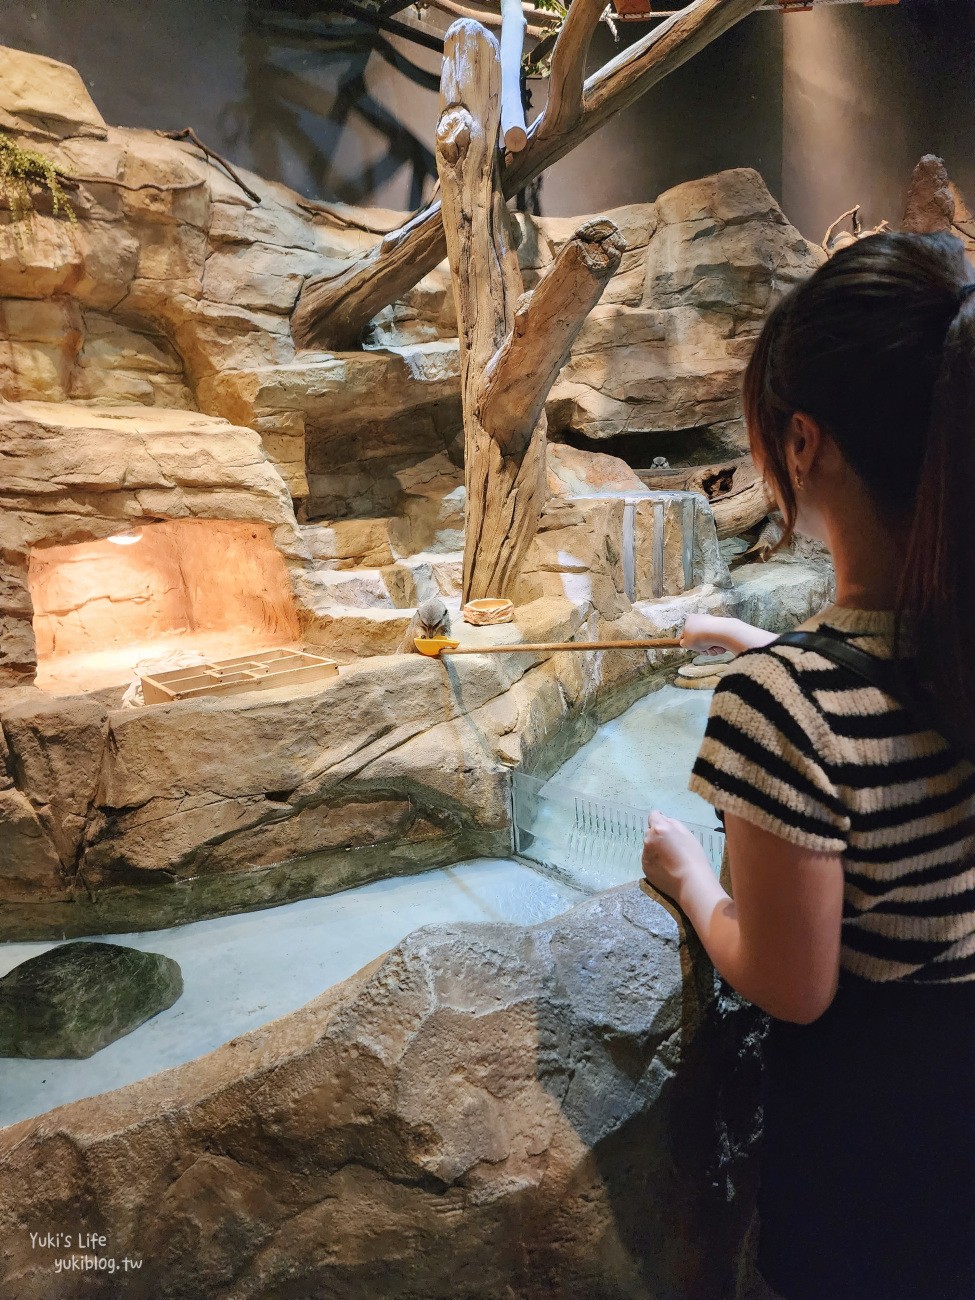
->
[[768, 630, 973, 764], [771, 630, 901, 694]]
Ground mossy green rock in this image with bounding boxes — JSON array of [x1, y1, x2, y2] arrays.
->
[[0, 941, 183, 1059]]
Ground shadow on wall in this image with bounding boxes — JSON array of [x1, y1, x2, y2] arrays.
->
[[0, 0, 443, 211], [233, 0, 439, 209]]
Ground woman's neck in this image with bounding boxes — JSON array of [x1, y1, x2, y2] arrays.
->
[[824, 508, 904, 611]]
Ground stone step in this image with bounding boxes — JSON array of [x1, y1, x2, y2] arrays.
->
[[299, 519, 394, 570], [293, 568, 399, 610], [302, 604, 416, 657]]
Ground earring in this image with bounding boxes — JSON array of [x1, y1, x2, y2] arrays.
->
[[794, 469, 804, 491]]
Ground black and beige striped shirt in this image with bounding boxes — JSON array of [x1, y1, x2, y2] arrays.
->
[[689, 604, 975, 984]]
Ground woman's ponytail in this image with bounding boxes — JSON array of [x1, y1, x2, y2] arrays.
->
[[895, 289, 975, 747]]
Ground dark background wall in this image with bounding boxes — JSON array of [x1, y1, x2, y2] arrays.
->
[[1, 0, 971, 241], [783, 0, 975, 239]]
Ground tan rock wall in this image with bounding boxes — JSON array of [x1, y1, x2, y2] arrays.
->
[[28, 519, 300, 662], [545, 169, 825, 453], [0, 401, 306, 683]]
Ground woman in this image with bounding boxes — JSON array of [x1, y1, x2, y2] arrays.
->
[[641, 232, 975, 1300]]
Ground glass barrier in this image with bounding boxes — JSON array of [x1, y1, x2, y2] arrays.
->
[[512, 769, 725, 892]]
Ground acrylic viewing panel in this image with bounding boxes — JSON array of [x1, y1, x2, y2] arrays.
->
[[141, 649, 339, 704], [512, 769, 724, 892]]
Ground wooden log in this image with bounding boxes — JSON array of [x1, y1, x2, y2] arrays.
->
[[499, 0, 529, 152], [291, 0, 766, 351], [637, 455, 757, 496], [479, 218, 624, 457], [710, 476, 772, 539], [637, 455, 772, 539]]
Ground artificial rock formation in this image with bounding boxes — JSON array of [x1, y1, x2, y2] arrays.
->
[[0, 538, 838, 940], [376, 169, 821, 470], [0, 41, 837, 936], [0, 940, 182, 1059], [545, 168, 824, 457], [0, 885, 764, 1299]]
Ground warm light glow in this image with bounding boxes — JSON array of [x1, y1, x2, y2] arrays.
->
[[28, 519, 302, 695]]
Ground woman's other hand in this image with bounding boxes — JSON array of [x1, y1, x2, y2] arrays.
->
[[642, 811, 711, 904]]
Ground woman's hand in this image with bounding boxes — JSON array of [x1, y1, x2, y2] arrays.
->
[[642, 811, 712, 904], [680, 613, 736, 655], [680, 614, 781, 656]]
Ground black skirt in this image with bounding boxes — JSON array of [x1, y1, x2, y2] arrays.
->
[[757, 977, 975, 1300]]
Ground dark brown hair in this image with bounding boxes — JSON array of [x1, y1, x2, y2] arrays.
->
[[743, 231, 975, 747]]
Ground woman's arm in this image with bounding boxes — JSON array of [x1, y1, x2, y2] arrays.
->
[[642, 811, 844, 1023], [680, 613, 781, 657]]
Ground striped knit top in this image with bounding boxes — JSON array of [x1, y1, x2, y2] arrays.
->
[[688, 603, 975, 984]]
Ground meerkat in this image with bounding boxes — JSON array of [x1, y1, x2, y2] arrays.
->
[[399, 596, 452, 653]]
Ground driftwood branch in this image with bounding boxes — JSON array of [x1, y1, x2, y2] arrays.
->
[[533, 0, 605, 144], [291, 0, 764, 350], [506, 0, 762, 192], [479, 218, 624, 456], [291, 204, 447, 351], [500, 0, 529, 152], [438, 20, 622, 599], [822, 205, 861, 250], [157, 128, 261, 203]]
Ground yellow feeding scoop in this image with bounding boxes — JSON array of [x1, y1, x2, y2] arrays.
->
[[414, 635, 682, 658]]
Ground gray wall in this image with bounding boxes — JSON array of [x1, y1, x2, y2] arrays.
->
[[1, 1, 971, 239], [783, 0, 975, 241]]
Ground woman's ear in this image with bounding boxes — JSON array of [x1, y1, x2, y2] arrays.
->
[[788, 412, 824, 475]]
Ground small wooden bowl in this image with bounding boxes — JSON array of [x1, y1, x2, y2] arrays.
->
[[463, 598, 514, 626]]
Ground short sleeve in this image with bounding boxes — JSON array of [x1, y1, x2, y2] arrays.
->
[[688, 650, 850, 854]]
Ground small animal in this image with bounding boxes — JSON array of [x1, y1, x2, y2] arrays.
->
[[416, 597, 451, 639]]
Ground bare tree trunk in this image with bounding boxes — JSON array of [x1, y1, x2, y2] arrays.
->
[[291, 0, 764, 351], [437, 20, 622, 600]]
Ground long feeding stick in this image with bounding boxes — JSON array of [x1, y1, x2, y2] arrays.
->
[[414, 637, 683, 656]]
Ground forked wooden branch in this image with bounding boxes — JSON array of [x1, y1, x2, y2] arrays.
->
[[479, 217, 624, 457], [438, 21, 624, 599], [534, 0, 606, 144], [291, 0, 766, 350]]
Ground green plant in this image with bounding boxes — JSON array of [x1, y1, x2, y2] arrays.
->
[[0, 132, 76, 227]]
